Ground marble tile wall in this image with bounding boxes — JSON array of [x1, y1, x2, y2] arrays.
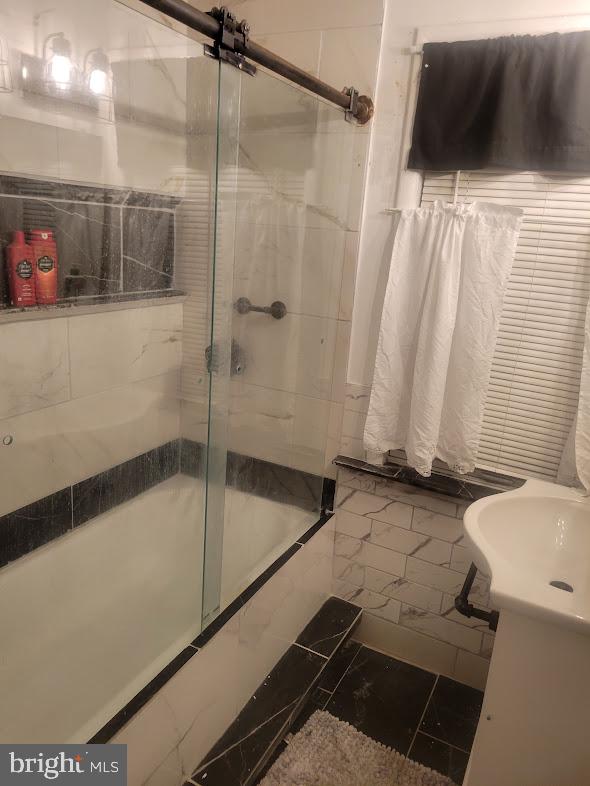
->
[[0, 175, 179, 308], [176, 0, 383, 485], [0, 302, 182, 517], [332, 467, 494, 691]]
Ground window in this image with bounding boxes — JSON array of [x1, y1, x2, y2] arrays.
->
[[418, 170, 590, 480]]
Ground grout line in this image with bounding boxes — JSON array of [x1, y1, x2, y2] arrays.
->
[[418, 729, 472, 756], [293, 642, 329, 660], [119, 205, 124, 292], [407, 675, 439, 757], [325, 638, 364, 699]]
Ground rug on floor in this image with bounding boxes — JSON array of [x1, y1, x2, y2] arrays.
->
[[259, 710, 456, 786]]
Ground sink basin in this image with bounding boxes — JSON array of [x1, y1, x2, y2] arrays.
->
[[463, 479, 590, 635]]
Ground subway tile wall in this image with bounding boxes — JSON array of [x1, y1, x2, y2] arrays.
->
[[332, 467, 494, 691]]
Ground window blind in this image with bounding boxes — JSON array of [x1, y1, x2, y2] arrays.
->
[[419, 170, 590, 480]]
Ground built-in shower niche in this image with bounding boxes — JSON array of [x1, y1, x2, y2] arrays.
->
[[0, 173, 179, 309]]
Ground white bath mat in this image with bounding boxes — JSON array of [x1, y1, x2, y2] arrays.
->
[[259, 710, 456, 786]]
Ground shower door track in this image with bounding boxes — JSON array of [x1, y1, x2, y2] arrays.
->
[[136, 0, 374, 124]]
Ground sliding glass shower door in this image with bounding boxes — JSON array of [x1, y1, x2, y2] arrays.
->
[[0, 0, 358, 743], [201, 62, 358, 621], [0, 0, 219, 744]]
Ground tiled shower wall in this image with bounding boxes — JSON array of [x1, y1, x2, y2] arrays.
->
[[179, 0, 384, 481], [332, 467, 494, 691], [0, 301, 183, 525]]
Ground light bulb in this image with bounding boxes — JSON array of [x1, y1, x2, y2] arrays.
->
[[49, 53, 72, 88], [22, 65, 28, 80], [88, 67, 107, 95]]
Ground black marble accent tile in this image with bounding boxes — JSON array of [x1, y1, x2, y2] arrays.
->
[[409, 732, 470, 784], [180, 438, 205, 478], [89, 645, 198, 744], [321, 476, 336, 512], [72, 441, 180, 527], [124, 191, 181, 210], [192, 544, 301, 649], [122, 207, 174, 291], [0, 488, 72, 568], [226, 452, 322, 513], [317, 638, 362, 692], [253, 740, 287, 785], [296, 597, 361, 657], [72, 474, 102, 527], [288, 686, 332, 736], [0, 174, 127, 204], [178, 443, 325, 514], [193, 645, 325, 786], [0, 197, 122, 304], [325, 647, 436, 753], [335, 455, 525, 502], [420, 676, 483, 752]]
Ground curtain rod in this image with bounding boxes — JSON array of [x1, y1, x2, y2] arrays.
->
[[136, 0, 374, 124]]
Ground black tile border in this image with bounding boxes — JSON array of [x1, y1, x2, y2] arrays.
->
[[0, 440, 180, 569], [89, 645, 198, 744], [0, 439, 333, 574], [0, 488, 72, 569], [0, 173, 181, 209], [335, 454, 525, 502], [180, 439, 334, 516]]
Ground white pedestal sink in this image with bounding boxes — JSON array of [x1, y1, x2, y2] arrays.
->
[[462, 479, 590, 786]]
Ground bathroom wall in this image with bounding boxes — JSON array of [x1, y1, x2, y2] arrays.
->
[[335, 0, 590, 680], [332, 467, 494, 690]]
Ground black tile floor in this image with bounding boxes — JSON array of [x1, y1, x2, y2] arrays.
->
[[257, 643, 483, 786], [193, 598, 362, 786]]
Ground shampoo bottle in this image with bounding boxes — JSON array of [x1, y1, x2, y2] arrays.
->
[[30, 229, 58, 305], [6, 230, 36, 307]]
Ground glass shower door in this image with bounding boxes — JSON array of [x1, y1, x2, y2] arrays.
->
[[202, 62, 358, 619], [0, 0, 221, 743]]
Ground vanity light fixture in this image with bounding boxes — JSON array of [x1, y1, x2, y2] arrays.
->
[[84, 48, 111, 97], [43, 32, 76, 91]]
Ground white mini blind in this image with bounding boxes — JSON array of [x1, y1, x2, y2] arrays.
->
[[420, 170, 590, 480]]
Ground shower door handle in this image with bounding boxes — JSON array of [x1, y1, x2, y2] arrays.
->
[[234, 297, 287, 320]]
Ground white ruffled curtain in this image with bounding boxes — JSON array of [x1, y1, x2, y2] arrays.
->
[[364, 200, 523, 477], [558, 292, 590, 492]]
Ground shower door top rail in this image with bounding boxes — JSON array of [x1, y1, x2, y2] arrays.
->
[[136, 0, 374, 124]]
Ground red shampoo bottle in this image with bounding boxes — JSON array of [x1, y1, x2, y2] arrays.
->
[[6, 230, 36, 307], [30, 229, 58, 305]]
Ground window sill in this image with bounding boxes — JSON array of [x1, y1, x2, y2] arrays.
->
[[0, 289, 188, 324], [334, 454, 525, 502]]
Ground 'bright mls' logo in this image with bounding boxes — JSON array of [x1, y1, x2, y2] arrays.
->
[[0, 746, 126, 784]]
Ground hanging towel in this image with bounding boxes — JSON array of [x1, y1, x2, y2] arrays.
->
[[364, 200, 523, 476]]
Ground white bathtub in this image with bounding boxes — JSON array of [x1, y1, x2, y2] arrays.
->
[[0, 473, 317, 743]]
